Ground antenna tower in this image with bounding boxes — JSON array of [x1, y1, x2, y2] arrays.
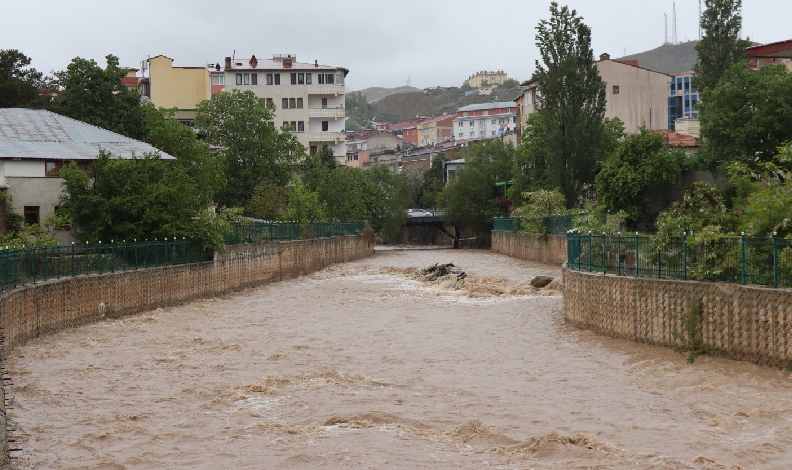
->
[[672, 2, 678, 45], [698, 0, 702, 39], [664, 13, 669, 45]]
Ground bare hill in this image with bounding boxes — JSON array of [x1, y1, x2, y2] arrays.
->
[[372, 87, 523, 124], [355, 86, 421, 103], [617, 40, 700, 74]]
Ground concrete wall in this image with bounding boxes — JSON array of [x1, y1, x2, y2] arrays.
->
[[149, 55, 210, 114], [490, 231, 567, 265], [563, 267, 792, 368], [5, 176, 64, 227]]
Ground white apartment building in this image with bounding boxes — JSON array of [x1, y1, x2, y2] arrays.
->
[[453, 102, 517, 141], [224, 54, 348, 162]]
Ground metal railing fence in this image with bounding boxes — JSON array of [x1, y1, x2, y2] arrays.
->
[[566, 232, 792, 288], [494, 214, 595, 235], [0, 238, 196, 291], [224, 221, 365, 245]]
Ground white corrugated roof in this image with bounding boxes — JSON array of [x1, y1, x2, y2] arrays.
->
[[456, 101, 516, 112], [0, 108, 174, 161]]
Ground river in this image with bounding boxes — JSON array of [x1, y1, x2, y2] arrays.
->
[[6, 248, 792, 469]]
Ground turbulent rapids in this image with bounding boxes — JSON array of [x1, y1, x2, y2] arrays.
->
[[6, 249, 792, 469]]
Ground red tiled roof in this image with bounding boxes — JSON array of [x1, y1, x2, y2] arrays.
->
[[655, 130, 700, 147], [746, 38, 792, 58]]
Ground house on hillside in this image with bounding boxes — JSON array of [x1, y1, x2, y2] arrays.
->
[[0, 108, 174, 241], [453, 102, 517, 141], [747, 39, 792, 71], [415, 115, 455, 146]]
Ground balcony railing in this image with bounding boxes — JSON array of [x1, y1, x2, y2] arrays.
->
[[309, 107, 346, 118], [309, 131, 346, 142], [308, 84, 345, 95]]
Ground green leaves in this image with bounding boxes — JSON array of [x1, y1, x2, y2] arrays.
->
[[693, 0, 751, 98], [0, 49, 47, 108], [194, 90, 304, 207]]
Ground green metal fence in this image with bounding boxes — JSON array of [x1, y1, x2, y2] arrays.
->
[[566, 231, 792, 288], [0, 238, 196, 291], [224, 221, 365, 245], [494, 214, 587, 235]]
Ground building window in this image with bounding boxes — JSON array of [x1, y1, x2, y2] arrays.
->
[[212, 75, 224, 85], [458, 133, 463, 138], [305, 73, 312, 84], [24, 206, 40, 226], [298, 73, 305, 85], [469, 132, 474, 138], [282, 98, 289, 109], [463, 112, 468, 117], [291, 73, 297, 85], [612, 85, 619, 94], [266, 98, 273, 106], [236, 73, 243, 85], [492, 119, 496, 124], [290, 121, 297, 131], [243, 73, 250, 85], [469, 121, 473, 127], [297, 121, 304, 132], [267, 73, 280, 85], [483, 110, 488, 116], [283, 122, 289, 130], [45, 161, 61, 177], [321, 98, 328, 108], [297, 98, 303, 108], [310, 146, 318, 155], [251, 73, 258, 85], [322, 121, 329, 131], [289, 98, 296, 108]]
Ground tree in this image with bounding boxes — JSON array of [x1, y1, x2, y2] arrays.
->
[[501, 78, 520, 88], [59, 152, 228, 250], [512, 189, 567, 236], [142, 104, 223, 207], [0, 49, 47, 108], [438, 140, 515, 241], [699, 63, 792, 167], [420, 153, 447, 209], [246, 182, 290, 221], [693, 0, 752, 98], [595, 126, 688, 227], [315, 144, 337, 170], [533, 2, 607, 206], [281, 181, 327, 237], [194, 90, 304, 208], [54, 55, 146, 140]]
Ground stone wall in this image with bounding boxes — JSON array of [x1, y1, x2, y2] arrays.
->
[[563, 267, 792, 368], [491, 231, 567, 265], [0, 235, 372, 467]]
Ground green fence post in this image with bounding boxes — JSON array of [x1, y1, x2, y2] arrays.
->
[[602, 232, 606, 274], [773, 232, 778, 287], [12, 247, 17, 287], [57, 244, 61, 279], [98, 241, 103, 274], [635, 232, 639, 277], [72, 242, 76, 278], [657, 247, 661, 278], [617, 232, 621, 275], [44, 244, 48, 282], [588, 231, 592, 272], [32, 245, 36, 284], [683, 232, 688, 280], [741, 232, 746, 285]]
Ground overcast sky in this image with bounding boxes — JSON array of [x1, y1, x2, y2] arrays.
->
[[3, 0, 791, 91]]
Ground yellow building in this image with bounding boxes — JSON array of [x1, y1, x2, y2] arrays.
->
[[146, 55, 213, 122], [465, 70, 508, 88]]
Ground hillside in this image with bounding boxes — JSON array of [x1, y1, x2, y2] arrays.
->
[[371, 87, 523, 124], [617, 40, 700, 74], [355, 86, 420, 103]]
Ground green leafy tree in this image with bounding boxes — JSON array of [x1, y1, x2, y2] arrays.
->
[[501, 78, 520, 88], [403, 166, 424, 209], [420, 153, 447, 209], [59, 151, 228, 250], [281, 181, 327, 237], [142, 104, 223, 207], [316, 144, 337, 170], [512, 189, 567, 236], [195, 90, 304, 207], [438, 140, 515, 241], [366, 165, 410, 238], [595, 126, 688, 227], [0, 49, 48, 108], [345, 91, 375, 131], [246, 182, 290, 221], [699, 63, 792, 167], [54, 55, 146, 139], [533, 2, 607, 206], [693, 0, 752, 98]]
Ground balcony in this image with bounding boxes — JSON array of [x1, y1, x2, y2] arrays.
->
[[308, 84, 345, 96], [309, 107, 346, 118], [309, 131, 346, 143]]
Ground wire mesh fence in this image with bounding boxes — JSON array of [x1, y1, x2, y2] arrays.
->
[[566, 232, 792, 288], [0, 239, 196, 291]]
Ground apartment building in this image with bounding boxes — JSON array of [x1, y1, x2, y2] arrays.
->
[[223, 54, 348, 162], [416, 115, 455, 146], [453, 102, 517, 141], [667, 70, 699, 131], [514, 80, 539, 140], [466, 70, 509, 88]]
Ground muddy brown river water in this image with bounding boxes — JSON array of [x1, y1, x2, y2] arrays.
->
[[6, 248, 792, 469]]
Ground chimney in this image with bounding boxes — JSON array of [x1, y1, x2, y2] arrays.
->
[[225, 56, 232, 69], [599, 53, 610, 61], [250, 54, 258, 68], [315, 60, 318, 68]]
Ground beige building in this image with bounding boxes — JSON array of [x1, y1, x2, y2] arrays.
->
[[514, 81, 539, 140], [466, 70, 508, 88], [415, 116, 455, 146], [145, 55, 215, 123], [224, 54, 348, 162], [595, 54, 670, 132], [674, 117, 700, 138]]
